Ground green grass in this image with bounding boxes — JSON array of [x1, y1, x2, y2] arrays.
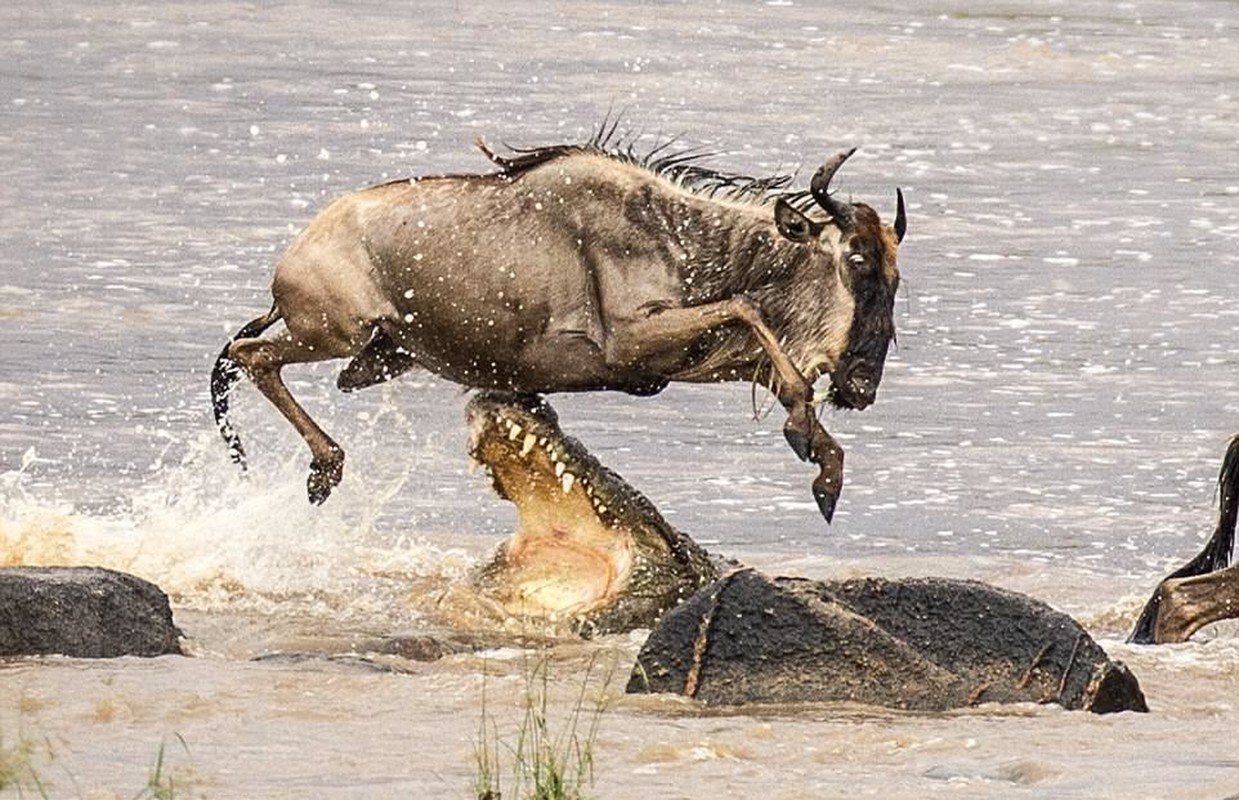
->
[[134, 734, 191, 800], [474, 655, 614, 800], [0, 724, 193, 800], [0, 728, 49, 799]]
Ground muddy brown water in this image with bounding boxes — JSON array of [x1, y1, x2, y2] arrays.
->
[[3, 1, 1239, 797]]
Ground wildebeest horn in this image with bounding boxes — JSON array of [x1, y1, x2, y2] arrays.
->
[[894, 188, 907, 244], [810, 148, 858, 228]]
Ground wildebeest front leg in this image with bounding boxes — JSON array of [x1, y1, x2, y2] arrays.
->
[[609, 296, 845, 522], [781, 400, 846, 523]]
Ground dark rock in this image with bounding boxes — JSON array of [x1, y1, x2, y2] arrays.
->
[[0, 566, 182, 658], [251, 652, 408, 673], [627, 569, 1146, 714], [379, 634, 475, 662]]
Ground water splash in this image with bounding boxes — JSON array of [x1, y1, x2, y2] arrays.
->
[[0, 432, 477, 628]]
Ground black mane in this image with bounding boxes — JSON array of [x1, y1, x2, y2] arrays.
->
[[478, 119, 812, 209]]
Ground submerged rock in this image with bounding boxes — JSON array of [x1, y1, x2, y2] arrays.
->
[[627, 569, 1146, 714], [0, 566, 182, 658]]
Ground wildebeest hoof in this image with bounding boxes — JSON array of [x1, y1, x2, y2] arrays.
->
[[812, 483, 838, 524], [307, 451, 345, 505], [783, 422, 812, 462]]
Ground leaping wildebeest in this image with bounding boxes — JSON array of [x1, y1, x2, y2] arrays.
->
[[210, 126, 907, 523]]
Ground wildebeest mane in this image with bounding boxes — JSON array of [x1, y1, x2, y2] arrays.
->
[[477, 120, 812, 210]]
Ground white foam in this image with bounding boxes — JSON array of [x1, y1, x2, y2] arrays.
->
[[0, 433, 472, 625]]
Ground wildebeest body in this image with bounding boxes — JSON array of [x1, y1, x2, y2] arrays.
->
[[212, 133, 905, 519], [293, 156, 851, 390]]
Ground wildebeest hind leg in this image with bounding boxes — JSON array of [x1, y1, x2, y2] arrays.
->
[[337, 328, 420, 392], [229, 331, 353, 504]]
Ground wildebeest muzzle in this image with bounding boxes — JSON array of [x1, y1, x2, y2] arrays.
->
[[829, 355, 883, 411]]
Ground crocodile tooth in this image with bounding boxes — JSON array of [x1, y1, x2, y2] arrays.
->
[[561, 472, 575, 494], [507, 423, 523, 441], [520, 432, 537, 456], [596, 504, 607, 515], [554, 460, 565, 478]]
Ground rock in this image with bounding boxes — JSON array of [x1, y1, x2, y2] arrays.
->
[[379, 634, 472, 662], [0, 566, 182, 658], [627, 569, 1146, 714]]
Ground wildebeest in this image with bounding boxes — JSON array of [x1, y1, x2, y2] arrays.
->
[[210, 126, 906, 522], [1129, 435, 1239, 643]]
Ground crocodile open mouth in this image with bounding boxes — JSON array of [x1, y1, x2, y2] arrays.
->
[[465, 391, 716, 634]]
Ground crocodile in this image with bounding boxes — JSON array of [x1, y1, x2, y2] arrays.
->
[[466, 391, 718, 636], [463, 391, 1147, 713]]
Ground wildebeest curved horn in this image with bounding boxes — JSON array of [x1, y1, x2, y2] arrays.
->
[[810, 148, 858, 228], [894, 188, 907, 244]]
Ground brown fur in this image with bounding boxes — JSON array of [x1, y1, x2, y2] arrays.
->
[[211, 136, 905, 521]]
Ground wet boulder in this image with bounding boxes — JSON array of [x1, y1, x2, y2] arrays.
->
[[0, 566, 182, 658], [627, 569, 1146, 714]]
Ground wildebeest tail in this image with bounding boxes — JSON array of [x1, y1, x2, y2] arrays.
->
[[1128, 434, 1239, 643], [210, 304, 282, 468]]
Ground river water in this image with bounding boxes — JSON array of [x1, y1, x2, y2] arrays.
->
[[2, 1, 1239, 797]]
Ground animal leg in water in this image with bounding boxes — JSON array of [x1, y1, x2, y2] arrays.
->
[[229, 330, 352, 504], [1137, 564, 1239, 644], [1129, 434, 1239, 643], [605, 295, 843, 522]]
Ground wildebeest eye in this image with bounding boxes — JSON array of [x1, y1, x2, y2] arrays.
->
[[847, 252, 867, 266]]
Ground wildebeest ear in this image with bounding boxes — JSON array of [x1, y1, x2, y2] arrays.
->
[[774, 198, 823, 243], [894, 188, 907, 244]]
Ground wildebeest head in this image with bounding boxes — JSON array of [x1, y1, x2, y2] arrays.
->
[[771, 149, 905, 411]]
